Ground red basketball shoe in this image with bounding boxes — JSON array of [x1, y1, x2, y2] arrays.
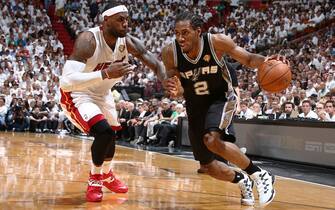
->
[[86, 173, 103, 202], [102, 170, 128, 193]]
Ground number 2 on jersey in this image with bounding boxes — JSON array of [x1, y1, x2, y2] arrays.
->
[[194, 81, 209, 95]]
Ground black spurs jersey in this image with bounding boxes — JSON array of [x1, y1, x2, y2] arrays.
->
[[173, 33, 235, 110]]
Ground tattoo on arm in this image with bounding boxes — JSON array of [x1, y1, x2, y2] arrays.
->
[[127, 35, 167, 81], [69, 31, 96, 62]]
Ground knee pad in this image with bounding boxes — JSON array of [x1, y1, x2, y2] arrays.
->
[[104, 140, 116, 160], [90, 120, 115, 166]]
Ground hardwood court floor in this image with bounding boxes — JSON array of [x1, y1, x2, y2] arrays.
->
[[0, 132, 334, 210]]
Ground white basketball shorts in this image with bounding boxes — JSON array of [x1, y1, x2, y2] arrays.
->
[[60, 89, 121, 133]]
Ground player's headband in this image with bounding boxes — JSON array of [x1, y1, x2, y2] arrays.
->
[[102, 5, 128, 18]]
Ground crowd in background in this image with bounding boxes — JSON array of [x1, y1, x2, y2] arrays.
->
[[0, 0, 334, 148], [0, 0, 65, 133], [235, 25, 335, 122], [210, 0, 334, 52]]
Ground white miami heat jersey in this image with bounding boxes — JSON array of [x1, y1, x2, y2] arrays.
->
[[72, 26, 128, 98]]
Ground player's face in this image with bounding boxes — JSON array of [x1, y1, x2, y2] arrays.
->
[[105, 12, 129, 38], [175, 20, 201, 53]]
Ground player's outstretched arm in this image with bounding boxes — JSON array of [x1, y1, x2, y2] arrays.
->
[[126, 35, 167, 81], [161, 44, 183, 98], [211, 34, 266, 69]]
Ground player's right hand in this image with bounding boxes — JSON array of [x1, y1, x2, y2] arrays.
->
[[103, 62, 135, 79], [265, 54, 290, 66]]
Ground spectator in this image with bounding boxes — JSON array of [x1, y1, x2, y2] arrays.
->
[[132, 103, 152, 144], [152, 103, 186, 147], [279, 101, 298, 119], [250, 102, 262, 118], [306, 80, 318, 98], [147, 99, 173, 144], [238, 101, 254, 119], [315, 102, 330, 121], [135, 104, 160, 145], [45, 99, 60, 132], [325, 100, 335, 121], [123, 102, 140, 141], [55, 0, 66, 22], [29, 106, 48, 132], [298, 100, 318, 119], [0, 97, 7, 130]]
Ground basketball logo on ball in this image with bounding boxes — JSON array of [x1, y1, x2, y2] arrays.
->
[[257, 59, 292, 93]]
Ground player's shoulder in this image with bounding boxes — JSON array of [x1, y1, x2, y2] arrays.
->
[[209, 33, 234, 52], [70, 31, 96, 62], [209, 33, 230, 43], [77, 30, 96, 43]]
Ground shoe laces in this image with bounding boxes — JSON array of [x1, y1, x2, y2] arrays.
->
[[88, 179, 102, 187], [255, 172, 270, 194], [239, 178, 253, 199]]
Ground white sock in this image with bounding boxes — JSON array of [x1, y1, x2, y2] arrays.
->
[[102, 160, 113, 174], [91, 163, 102, 175]]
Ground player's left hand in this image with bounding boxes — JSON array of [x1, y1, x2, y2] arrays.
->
[[104, 62, 136, 79]]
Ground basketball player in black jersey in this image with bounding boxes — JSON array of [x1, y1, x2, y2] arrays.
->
[[196, 59, 241, 173], [162, 12, 287, 206]]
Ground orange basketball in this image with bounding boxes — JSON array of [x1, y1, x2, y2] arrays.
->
[[257, 59, 292, 93]]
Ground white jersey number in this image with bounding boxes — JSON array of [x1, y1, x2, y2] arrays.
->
[[194, 81, 209, 95]]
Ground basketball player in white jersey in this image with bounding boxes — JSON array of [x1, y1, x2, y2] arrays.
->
[[59, 2, 167, 202]]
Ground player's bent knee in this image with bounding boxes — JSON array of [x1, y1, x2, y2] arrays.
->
[[203, 134, 226, 154], [90, 119, 116, 166]]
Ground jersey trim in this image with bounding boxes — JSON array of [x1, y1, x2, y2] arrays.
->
[[182, 36, 204, 64], [101, 31, 117, 54], [208, 33, 224, 68], [219, 97, 237, 134], [86, 29, 97, 60], [222, 59, 233, 84], [208, 34, 233, 88]]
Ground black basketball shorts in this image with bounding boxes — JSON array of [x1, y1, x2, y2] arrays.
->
[[188, 97, 237, 165]]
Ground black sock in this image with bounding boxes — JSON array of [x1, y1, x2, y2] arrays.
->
[[244, 161, 261, 175], [232, 171, 244, 183]]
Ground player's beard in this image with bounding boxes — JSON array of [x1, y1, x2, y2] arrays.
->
[[108, 27, 127, 38], [181, 46, 191, 53]]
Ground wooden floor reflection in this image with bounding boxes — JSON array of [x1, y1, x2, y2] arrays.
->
[[0, 132, 334, 210]]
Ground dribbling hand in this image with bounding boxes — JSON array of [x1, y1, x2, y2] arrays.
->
[[265, 54, 290, 66], [103, 62, 136, 79]]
